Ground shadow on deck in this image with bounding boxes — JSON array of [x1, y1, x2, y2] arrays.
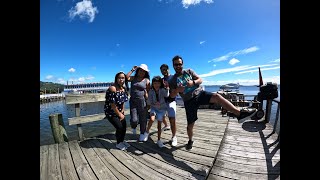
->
[[40, 108, 280, 180]]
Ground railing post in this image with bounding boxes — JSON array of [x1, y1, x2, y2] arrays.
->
[[273, 102, 280, 133], [265, 99, 272, 123], [75, 103, 84, 141], [49, 113, 68, 143]]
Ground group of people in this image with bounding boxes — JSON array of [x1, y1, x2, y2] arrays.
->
[[104, 55, 257, 151]]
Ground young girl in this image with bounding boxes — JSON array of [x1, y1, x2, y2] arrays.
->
[[145, 76, 169, 147], [104, 72, 130, 150]]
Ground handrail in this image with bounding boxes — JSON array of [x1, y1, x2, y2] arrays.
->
[[272, 99, 280, 134]]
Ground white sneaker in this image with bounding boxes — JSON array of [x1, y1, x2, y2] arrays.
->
[[143, 132, 149, 141], [123, 141, 130, 148], [132, 128, 136, 135], [139, 134, 145, 141], [171, 136, 177, 147], [116, 142, 126, 150], [157, 140, 164, 148]]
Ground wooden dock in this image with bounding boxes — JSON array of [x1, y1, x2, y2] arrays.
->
[[40, 107, 280, 180]]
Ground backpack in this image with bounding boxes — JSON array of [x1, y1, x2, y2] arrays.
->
[[258, 83, 278, 100]]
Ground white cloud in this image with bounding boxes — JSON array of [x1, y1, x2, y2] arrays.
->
[[67, 75, 95, 84], [200, 41, 206, 45], [68, 68, 76, 72], [56, 78, 66, 84], [201, 76, 280, 86], [270, 58, 280, 63], [85, 75, 95, 80], [208, 46, 259, 63], [182, 0, 214, 9], [45, 75, 54, 80], [78, 77, 86, 82], [235, 66, 280, 74], [69, 0, 98, 23], [199, 64, 278, 77], [229, 58, 240, 65]]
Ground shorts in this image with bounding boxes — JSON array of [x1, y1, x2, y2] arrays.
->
[[166, 101, 176, 118], [150, 108, 166, 121], [184, 91, 212, 124]]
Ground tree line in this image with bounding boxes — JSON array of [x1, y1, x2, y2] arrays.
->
[[40, 81, 64, 94]]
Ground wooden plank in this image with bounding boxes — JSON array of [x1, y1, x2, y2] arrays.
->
[[40, 145, 49, 180], [58, 142, 79, 180], [126, 138, 210, 177], [47, 144, 62, 180], [68, 113, 106, 125], [120, 133, 214, 168], [213, 159, 280, 174], [215, 152, 280, 167], [206, 174, 234, 180], [223, 134, 279, 145], [97, 136, 171, 180], [65, 93, 105, 104], [89, 139, 140, 179], [148, 128, 219, 157], [127, 145, 204, 180], [220, 142, 280, 154], [104, 135, 209, 179], [218, 145, 280, 160], [68, 140, 98, 180], [208, 165, 280, 180], [102, 135, 203, 180], [79, 140, 118, 180]]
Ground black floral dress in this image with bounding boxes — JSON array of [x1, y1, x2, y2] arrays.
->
[[104, 89, 129, 118]]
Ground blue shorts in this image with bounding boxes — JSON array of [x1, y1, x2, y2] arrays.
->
[[166, 101, 176, 118], [184, 91, 213, 124], [150, 108, 166, 121]]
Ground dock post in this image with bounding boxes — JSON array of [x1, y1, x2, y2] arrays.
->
[[265, 100, 272, 123], [75, 103, 84, 141], [49, 113, 68, 143]]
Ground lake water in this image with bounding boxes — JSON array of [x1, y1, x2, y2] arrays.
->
[[40, 85, 280, 146]]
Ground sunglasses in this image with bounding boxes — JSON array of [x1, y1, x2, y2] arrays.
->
[[174, 63, 183, 66], [161, 68, 168, 71]]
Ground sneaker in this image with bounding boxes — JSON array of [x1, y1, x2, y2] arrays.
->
[[171, 136, 177, 147], [161, 126, 171, 132], [139, 133, 145, 141], [157, 140, 164, 148], [186, 140, 193, 150], [143, 132, 149, 141], [116, 142, 126, 150], [237, 107, 257, 123], [123, 141, 130, 148], [132, 128, 136, 135]]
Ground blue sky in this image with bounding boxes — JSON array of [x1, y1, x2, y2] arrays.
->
[[40, 0, 280, 86]]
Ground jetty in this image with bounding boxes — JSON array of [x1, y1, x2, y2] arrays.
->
[[40, 94, 65, 103], [40, 93, 280, 179]]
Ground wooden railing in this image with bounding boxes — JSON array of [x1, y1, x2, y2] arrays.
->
[[224, 94, 280, 135], [65, 93, 106, 141], [271, 99, 280, 135], [64, 93, 280, 141]]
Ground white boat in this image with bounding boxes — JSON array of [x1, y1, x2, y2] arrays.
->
[[219, 83, 240, 91]]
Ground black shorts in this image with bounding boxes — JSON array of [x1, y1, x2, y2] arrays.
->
[[184, 91, 213, 124]]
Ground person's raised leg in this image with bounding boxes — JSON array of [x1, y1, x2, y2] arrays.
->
[[209, 92, 257, 122]]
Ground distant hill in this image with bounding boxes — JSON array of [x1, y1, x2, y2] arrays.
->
[[40, 81, 64, 94]]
